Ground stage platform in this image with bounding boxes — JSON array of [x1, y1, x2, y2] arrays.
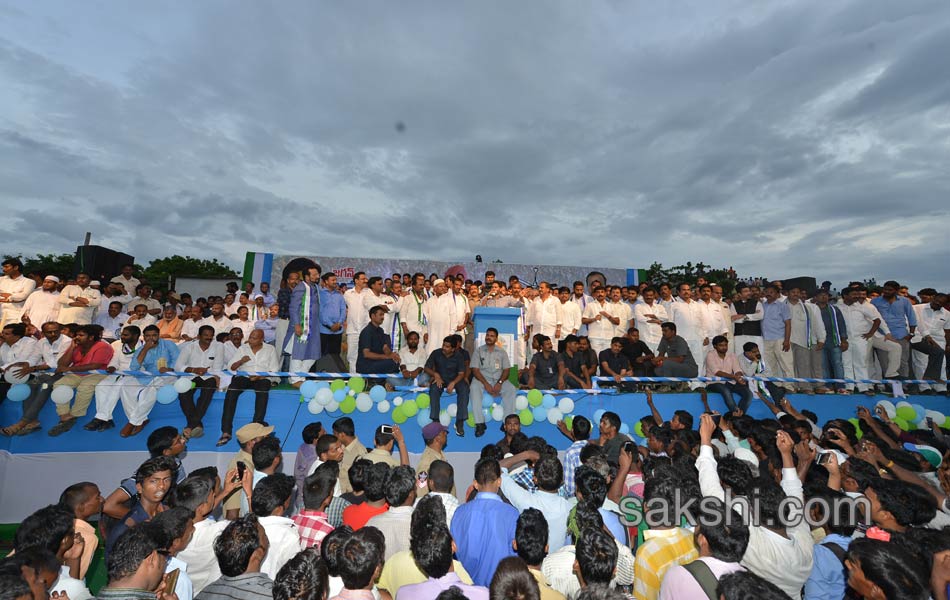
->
[[1, 389, 948, 522]]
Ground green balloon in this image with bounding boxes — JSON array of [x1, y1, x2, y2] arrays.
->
[[340, 397, 356, 414], [392, 405, 407, 423], [349, 376, 366, 394], [519, 408, 534, 426], [402, 399, 419, 417], [330, 379, 346, 392], [527, 389, 543, 407], [894, 417, 910, 431], [416, 393, 431, 409], [635, 421, 645, 438], [467, 412, 476, 427], [896, 406, 916, 422]]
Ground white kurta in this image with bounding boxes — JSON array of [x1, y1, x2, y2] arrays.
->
[[363, 292, 400, 346], [21, 290, 61, 328], [398, 291, 428, 337], [0, 275, 37, 327], [698, 299, 729, 341], [558, 301, 582, 340], [533, 296, 562, 340], [633, 301, 669, 351], [57, 286, 101, 325], [423, 292, 458, 353], [610, 301, 632, 337]]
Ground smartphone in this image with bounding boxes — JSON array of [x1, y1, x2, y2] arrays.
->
[[235, 461, 246, 483], [622, 440, 637, 455], [165, 568, 180, 592], [817, 453, 832, 466], [380, 425, 393, 435]]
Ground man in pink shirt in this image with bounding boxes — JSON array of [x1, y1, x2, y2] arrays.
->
[[703, 335, 753, 412]]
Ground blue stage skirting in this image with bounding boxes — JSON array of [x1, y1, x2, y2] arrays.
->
[[3, 390, 950, 455]]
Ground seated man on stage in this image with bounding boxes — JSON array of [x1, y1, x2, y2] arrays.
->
[[356, 305, 401, 377], [85, 324, 142, 432], [651, 322, 699, 390], [704, 335, 754, 412], [217, 328, 280, 447], [387, 330, 428, 388], [117, 324, 180, 438], [558, 334, 591, 389], [599, 336, 634, 390], [526, 335, 560, 391], [424, 335, 470, 438], [176, 324, 224, 439], [621, 327, 655, 377]]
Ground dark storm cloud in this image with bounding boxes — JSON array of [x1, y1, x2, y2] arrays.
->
[[0, 0, 948, 290]]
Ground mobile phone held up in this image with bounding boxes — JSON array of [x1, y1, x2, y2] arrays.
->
[[380, 425, 394, 435], [234, 461, 246, 483]]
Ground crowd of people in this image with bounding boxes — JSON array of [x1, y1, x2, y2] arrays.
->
[[6, 390, 950, 599], [1, 258, 948, 444]]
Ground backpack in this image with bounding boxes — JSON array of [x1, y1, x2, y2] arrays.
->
[[683, 560, 719, 600]]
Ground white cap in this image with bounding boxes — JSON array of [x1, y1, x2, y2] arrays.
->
[[433, 278, 445, 286], [44, 275, 60, 283], [90, 280, 101, 287]]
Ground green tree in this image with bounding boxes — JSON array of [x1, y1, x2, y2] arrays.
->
[[140, 255, 239, 292], [644, 261, 740, 296], [2, 253, 75, 279]]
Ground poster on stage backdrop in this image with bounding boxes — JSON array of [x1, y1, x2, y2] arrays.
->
[[257, 253, 633, 289]]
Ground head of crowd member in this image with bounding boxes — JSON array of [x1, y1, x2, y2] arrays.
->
[[303, 461, 340, 514], [575, 526, 617, 588], [2, 257, 25, 278], [59, 481, 104, 521], [742, 341, 761, 362], [227, 327, 244, 347], [539, 335, 554, 355], [600, 411, 621, 440], [675, 283, 691, 302], [570, 415, 592, 442], [40, 321, 63, 346], [148, 426, 186, 458], [272, 547, 329, 600], [14, 504, 76, 563], [607, 336, 623, 356], [209, 301, 225, 318], [489, 556, 540, 600], [103, 526, 167, 593], [147, 506, 196, 561], [161, 305, 177, 323], [331, 417, 353, 445], [215, 514, 270, 577], [427, 460, 454, 496], [473, 457, 503, 494], [129, 303, 148, 322], [348, 459, 372, 497], [715, 570, 788, 599], [575, 466, 608, 510], [578, 336, 592, 354], [304, 421, 327, 448], [368, 304, 386, 328], [660, 321, 678, 340], [363, 462, 391, 504], [410, 518, 455, 581], [102, 300, 122, 320], [374, 425, 396, 453], [864, 478, 934, 532], [169, 476, 215, 521], [366, 276, 383, 296], [338, 526, 386, 592], [251, 435, 283, 474], [563, 334, 580, 355], [532, 455, 564, 493], [592, 286, 607, 303], [502, 413, 521, 438], [844, 537, 930, 600], [393, 280, 405, 297], [0, 547, 61, 600], [251, 473, 295, 518], [422, 422, 449, 452], [402, 330, 420, 352], [0, 322, 26, 347], [439, 335, 455, 357], [692, 499, 749, 563], [606, 286, 622, 304], [671, 410, 693, 431], [316, 434, 345, 464], [135, 456, 177, 510], [385, 465, 417, 508], [623, 328, 640, 347], [514, 507, 549, 569]]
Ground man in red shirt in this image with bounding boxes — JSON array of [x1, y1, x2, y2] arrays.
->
[[49, 324, 115, 436], [342, 461, 390, 529]]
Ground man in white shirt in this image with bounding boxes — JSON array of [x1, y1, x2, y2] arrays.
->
[[124, 303, 158, 332], [232, 306, 257, 339], [126, 284, 162, 316], [556, 286, 582, 352], [0, 322, 71, 436], [176, 324, 225, 438], [423, 279, 459, 355], [218, 329, 279, 446], [0, 322, 41, 406], [180, 306, 205, 342], [363, 276, 400, 349], [344, 271, 370, 373], [250, 281, 276, 308], [670, 283, 708, 385], [633, 287, 669, 354], [253, 473, 303, 579], [388, 330, 428, 388], [399, 274, 429, 343], [608, 286, 632, 339], [0, 258, 37, 328], [94, 301, 127, 343], [582, 287, 620, 356], [200, 301, 234, 338], [110, 264, 140, 297], [840, 286, 900, 392], [786, 286, 826, 394], [98, 282, 132, 318], [697, 284, 729, 353], [450, 277, 471, 346], [58, 273, 101, 325], [710, 285, 734, 352], [85, 325, 144, 432], [911, 289, 949, 393], [21, 275, 61, 331]]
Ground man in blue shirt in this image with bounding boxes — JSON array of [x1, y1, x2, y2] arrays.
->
[[871, 280, 918, 378], [319, 271, 347, 358], [761, 284, 794, 390], [803, 487, 856, 600], [451, 457, 519, 587]]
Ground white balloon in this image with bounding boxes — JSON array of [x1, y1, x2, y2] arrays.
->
[[447, 404, 458, 418], [174, 378, 193, 394], [439, 411, 451, 427], [515, 396, 528, 411], [308, 398, 325, 415], [925, 410, 946, 424], [348, 389, 356, 396], [3, 369, 30, 385], [547, 408, 563, 425], [51, 385, 74, 405], [315, 388, 333, 405], [558, 398, 574, 414], [356, 393, 373, 413], [393, 397, 404, 406], [377, 400, 391, 413], [325, 400, 340, 413], [896, 400, 912, 409], [491, 405, 504, 421]]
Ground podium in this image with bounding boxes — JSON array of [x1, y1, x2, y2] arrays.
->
[[472, 307, 523, 374]]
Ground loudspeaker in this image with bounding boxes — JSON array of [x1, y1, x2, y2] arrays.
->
[[74, 245, 135, 282]]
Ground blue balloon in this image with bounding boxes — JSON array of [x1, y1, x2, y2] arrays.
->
[[912, 404, 927, 423], [482, 396, 495, 409], [156, 386, 178, 405], [333, 388, 347, 402], [315, 381, 331, 391], [541, 394, 556, 409], [6, 383, 30, 402], [417, 410, 431, 427], [300, 381, 319, 399], [369, 385, 387, 403], [619, 423, 630, 435], [532, 406, 547, 422], [593, 408, 606, 423]]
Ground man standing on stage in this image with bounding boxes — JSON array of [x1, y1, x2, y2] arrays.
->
[[287, 265, 322, 387]]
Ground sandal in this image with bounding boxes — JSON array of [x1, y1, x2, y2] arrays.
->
[[1, 422, 25, 436], [215, 433, 232, 447], [16, 422, 41, 436]]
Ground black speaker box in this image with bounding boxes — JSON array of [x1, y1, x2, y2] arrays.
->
[[73, 245, 135, 282]]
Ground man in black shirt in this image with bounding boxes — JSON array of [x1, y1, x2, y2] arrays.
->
[[558, 334, 591, 389], [355, 305, 400, 375], [621, 327, 655, 376], [599, 337, 633, 389], [424, 336, 470, 437], [527, 335, 560, 390]]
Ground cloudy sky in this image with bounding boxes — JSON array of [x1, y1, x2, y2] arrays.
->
[[1, 0, 948, 290]]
